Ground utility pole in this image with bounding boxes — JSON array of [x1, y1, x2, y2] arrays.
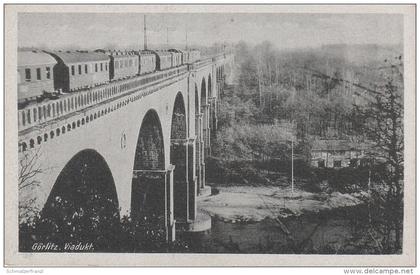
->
[[368, 168, 372, 223], [291, 134, 294, 194], [258, 64, 263, 108], [268, 62, 273, 111], [185, 29, 188, 50], [143, 15, 147, 50], [166, 27, 169, 49], [291, 85, 295, 195]]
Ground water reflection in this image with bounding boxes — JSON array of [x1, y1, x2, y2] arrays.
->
[[183, 205, 372, 254]]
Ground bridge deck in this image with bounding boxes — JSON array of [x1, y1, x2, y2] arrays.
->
[[17, 54, 230, 135]]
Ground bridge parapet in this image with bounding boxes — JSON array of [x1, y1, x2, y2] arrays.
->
[[18, 65, 189, 132], [18, 70, 189, 153], [18, 53, 234, 153], [17, 54, 233, 132], [212, 53, 226, 62], [188, 58, 213, 71]]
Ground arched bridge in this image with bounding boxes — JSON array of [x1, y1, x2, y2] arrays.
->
[[18, 53, 234, 242]]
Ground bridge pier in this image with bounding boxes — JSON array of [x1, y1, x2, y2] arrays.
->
[[132, 164, 176, 242], [194, 114, 211, 197], [200, 161, 206, 192], [199, 131, 210, 197], [209, 99, 214, 132], [171, 137, 211, 234], [195, 114, 203, 193], [171, 137, 198, 222], [171, 139, 190, 222], [201, 104, 211, 157], [210, 97, 218, 132], [164, 165, 176, 242], [187, 138, 197, 220], [200, 135, 207, 192]]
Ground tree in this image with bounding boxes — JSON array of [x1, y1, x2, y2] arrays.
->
[[357, 58, 404, 252], [18, 148, 44, 222]]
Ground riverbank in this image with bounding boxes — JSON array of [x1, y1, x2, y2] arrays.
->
[[199, 185, 369, 223]]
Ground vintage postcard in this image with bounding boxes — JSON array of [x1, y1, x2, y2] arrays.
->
[[4, 4, 416, 267]]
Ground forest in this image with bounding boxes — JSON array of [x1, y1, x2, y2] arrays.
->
[[208, 41, 404, 253]]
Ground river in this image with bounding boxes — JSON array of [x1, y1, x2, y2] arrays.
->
[[182, 205, 374, 254]]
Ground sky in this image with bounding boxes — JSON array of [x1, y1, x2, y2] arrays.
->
[[18, 13, 403, 50]]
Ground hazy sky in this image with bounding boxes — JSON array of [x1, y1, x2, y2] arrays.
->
[[18, 13, 403, 50]]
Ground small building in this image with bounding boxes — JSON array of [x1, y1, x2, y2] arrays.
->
[[310, 139, 372, 169]]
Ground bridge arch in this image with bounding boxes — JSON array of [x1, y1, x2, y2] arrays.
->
[[195, 84, 199, 116], [194, 84, 203, 192], [208, 74, 212, 98], [170, 92, 187, 140], [41, 149, 120, 250], [201, 77, 207, 106], [200, 76, 210, 158], [170, 92, 189, 220], [131, 109, 166, 221]]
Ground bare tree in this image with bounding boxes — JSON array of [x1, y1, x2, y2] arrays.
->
[[357, 57, 404, 252], [18, 147, 43, 222]]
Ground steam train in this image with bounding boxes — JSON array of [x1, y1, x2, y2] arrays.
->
[[17, 48, 201, 105]]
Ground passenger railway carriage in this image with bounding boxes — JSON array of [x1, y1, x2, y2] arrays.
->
[[46, 50, 110, 93], [17, 50, 57, 103], [134, 50, 156, 75], [96, 50, 138, 81], [17, 48, 204, 105], [168, 49, 182, 67], [179, 50, 189, 64], [152, 50, 173, 71]]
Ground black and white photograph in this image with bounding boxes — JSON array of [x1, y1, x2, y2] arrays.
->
[[4, 4, 416, 267]]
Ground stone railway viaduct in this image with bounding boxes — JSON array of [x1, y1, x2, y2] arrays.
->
[[18, 53, 234, 241]]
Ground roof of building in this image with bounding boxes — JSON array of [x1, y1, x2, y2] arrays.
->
[[18, 50, 57, 67], [312, 139, 373, 151], [48, 51, 109, 64]]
